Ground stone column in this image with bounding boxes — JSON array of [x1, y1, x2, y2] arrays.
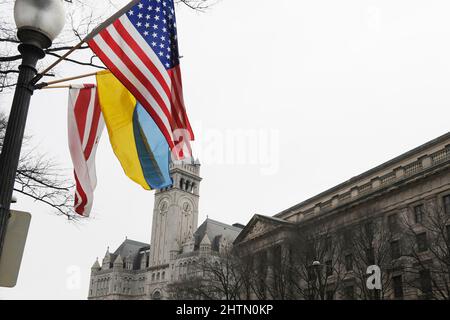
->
[[266, 249, 274, 298]]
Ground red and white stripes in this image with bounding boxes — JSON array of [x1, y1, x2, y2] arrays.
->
[[87, 14, 194, 153], [68, 85, 105, 217]]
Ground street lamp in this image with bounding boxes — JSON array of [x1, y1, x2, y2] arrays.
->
[[0, 0, 65, 258], [312, 260, 321, 267], [312, 260, 323, 300]]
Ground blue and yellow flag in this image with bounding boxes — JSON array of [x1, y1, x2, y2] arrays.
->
[[96, 70, 172, 190]]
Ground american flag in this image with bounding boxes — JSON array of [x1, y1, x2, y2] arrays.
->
[[86, 0, 194, 153], [67, 85, 105, 217]]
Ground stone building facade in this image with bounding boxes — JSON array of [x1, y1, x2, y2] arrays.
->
[[89, 132, 450, 300], [234, 132, 450, 299], [88, 160, 243, 300]]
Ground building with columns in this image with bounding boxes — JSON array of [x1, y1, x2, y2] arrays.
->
[[89, 132, 450, 300], [234, 132, 450, 299], [88, 159, 243, 300]]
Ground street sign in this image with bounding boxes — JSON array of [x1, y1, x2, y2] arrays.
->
[[0, 210, 31, 288]]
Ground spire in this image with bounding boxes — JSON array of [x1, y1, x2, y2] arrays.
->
[[91, 258, 101, 271], [103, 247, 111, 260], [102, 247, 112, 270]]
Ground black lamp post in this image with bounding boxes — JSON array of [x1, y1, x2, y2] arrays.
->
[[0, 0, 65, 259], [312, 260, 323, 300]]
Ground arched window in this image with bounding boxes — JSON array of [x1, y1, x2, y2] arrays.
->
[[162, 271, 165, 280], [180, 178, 185, 189], [152, 291, 161, 300]]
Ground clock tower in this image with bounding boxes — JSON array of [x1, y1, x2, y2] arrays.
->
[[149, 159, 201, 268]]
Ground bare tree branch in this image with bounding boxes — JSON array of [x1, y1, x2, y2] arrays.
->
[[0, 112, 77, 220]]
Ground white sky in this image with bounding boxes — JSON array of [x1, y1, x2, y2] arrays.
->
[[1, 0, 450, 299]]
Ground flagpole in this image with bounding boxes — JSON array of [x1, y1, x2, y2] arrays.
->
[[40, 85, 72, 89], [35, 71, 99, 89], [31, 0, 139, 86], [30, 40, 86, 86]]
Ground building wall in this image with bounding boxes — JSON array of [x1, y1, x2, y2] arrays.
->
[[89, 134, 450, 300], [234, 134, 450, 300]]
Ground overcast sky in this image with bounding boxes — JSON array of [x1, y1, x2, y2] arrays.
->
[[1, 0, 449, 299]]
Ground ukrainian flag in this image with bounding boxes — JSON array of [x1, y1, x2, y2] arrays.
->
[[96, 70, 172, 190]]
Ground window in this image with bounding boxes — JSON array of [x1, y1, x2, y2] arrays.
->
[[444, 195, 450, 215], [179, 178, 184, 189], [345, 254, 353, 271], [344, 286, 355, 300], [366, 247, 375, 265], [326, 290, 334, 300], [364, 222, 374, 239], [369, 289, 381, 300], [390, 240, 401, 260], [416, 233, 428, 252], [307, 288, 315, 300], [273, 245, 282, 271], [324, 236, 332, 252], [447, 225, 450, 245], [325, 260, 333, 277], [419, 269, 432, 295], [392, 275, 404, 298], [414, 204, 424, 224], [306, 240, 315, 260], [343, 230, 353, 248], [388, 214, 398, 233]]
